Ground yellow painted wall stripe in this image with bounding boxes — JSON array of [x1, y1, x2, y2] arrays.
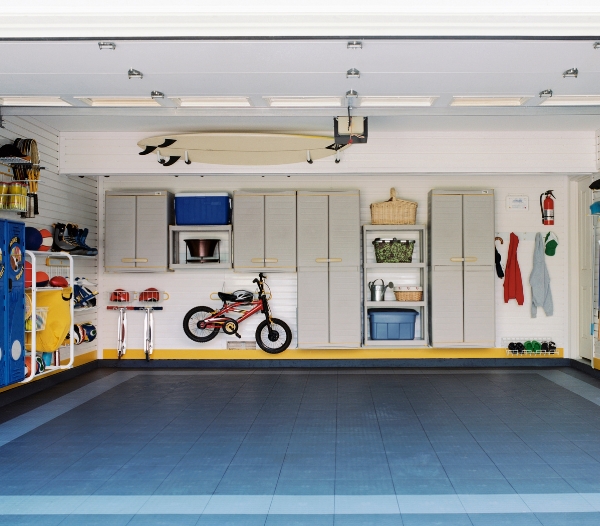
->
[[594, 357, 600, 370], [102, 348, 564, 360]]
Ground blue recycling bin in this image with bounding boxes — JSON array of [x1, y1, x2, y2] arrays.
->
[[0, 219, 25, 386]]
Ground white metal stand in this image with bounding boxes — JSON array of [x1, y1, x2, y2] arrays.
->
[[22, 251, 75, 383]]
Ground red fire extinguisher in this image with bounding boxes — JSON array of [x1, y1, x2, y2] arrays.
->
[[540, 190, 555, 225]]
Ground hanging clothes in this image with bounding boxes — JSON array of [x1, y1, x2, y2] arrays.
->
[[504, 232, 524, 305], [495, 247, 504, 278], [530, 232, 553, 317]]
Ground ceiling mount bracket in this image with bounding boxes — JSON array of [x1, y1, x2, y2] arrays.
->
[[306, 151, 313, 164]]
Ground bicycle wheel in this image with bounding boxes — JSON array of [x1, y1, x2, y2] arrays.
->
[[255, 318, 292, 354], [183, 306, 220, 342]]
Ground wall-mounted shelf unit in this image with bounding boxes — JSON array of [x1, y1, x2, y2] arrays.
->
[[169, 225, 232, 270], [362, 224, 429, 347]]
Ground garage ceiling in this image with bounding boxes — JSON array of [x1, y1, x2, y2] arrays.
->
[[2, 38, 600, 132]]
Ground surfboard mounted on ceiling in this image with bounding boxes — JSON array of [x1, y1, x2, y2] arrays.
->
[[137, 133, 349, 166]]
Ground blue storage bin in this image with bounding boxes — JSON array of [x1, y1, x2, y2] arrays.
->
[[175, 193, 231, 225], [368, 308, 418, 340]]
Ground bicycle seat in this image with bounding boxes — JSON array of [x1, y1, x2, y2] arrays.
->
[[218, 292, 238, 302]]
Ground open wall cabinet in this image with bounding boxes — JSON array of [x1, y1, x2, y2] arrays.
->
[[363, 224, 429, 346], [296, 191, 361, 348]]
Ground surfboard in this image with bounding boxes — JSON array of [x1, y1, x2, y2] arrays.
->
[[137, 133, 349, 166]]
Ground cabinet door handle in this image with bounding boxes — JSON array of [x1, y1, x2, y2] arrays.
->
[[122, 258, 149, 263], [252, 258, 279, 263], [316, 258, 343, 263], [464, 257, 478, 262], [449, 257, 464, 262]]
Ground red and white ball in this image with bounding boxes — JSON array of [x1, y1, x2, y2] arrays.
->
[[38, 229, 52, 252]]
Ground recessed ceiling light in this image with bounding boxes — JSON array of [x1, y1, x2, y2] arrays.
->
[[0, 96, 71, 107], [171, 96, 251, 107], [128, 69, 143, 80], [75, 97, 161, 107], [98, 42, 116, 50], [347, 41, 362, 49], [450, 96, 530, 107], [346, 68, 360, 78], [539, 95, 600, 106], [361, 96, 438, 107], [264, 96, 342, 107], [563, 68, 578, 78]]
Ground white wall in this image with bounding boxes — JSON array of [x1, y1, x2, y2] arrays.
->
[[97, 173, 570, 356], [61, 131, 597, 175], [1, 117, 98, 361]]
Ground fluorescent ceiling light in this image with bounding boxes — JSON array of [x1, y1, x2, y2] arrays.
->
[[75, 97, 161, 107], [171, 96, 251, 107], [451, 96, 530, 107], [540, 95, 600, 106], [0, 96, 71, 107], [360, 96, 437, 107], [265, 96, 342, 107]]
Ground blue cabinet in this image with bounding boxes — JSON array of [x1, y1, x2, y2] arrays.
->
[[0, 219, 25, 386]]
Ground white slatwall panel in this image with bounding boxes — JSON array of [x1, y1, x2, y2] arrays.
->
[[0, 117, 98, 360], [98, 174, 569, 355], [61, 131, 596, 175]]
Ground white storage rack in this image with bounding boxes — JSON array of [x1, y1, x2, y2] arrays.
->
[[22, 251, 74, 383], [362, 224, 429, 347]]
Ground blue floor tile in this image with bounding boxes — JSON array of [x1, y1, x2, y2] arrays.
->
[[196, 516, 267, 525], [334, 515, 402, 525], [468, 514, 543, 525], [265, 515, 334, 525], [535, 513, 600, 526], [401, 514, 471, 525], [127, 515, 201, 525]]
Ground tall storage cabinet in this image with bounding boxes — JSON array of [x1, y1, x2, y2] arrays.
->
[[429, 189, 495, 347], [105, 191, 174, 272], [1, 219, 25, 386], [233, 191, 296, 272], [297, 191, 361, 347]]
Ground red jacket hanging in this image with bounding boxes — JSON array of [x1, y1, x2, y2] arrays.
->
[[504, 232, 524, 305]]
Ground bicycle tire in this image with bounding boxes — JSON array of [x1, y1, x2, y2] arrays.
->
[[183, 306, 220, 343], [255, 318, 292, 354]]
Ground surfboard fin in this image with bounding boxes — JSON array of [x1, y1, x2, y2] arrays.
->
[[158, 139, 177, 148], [139, 146, 157, 155], [162, 156, 180, 167]]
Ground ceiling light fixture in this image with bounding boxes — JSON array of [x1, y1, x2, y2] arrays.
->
[[75, 97, 161, 107], [539, 89, 553, 98], [363, 96, 438, 107], [346, 90, 358, 98], [450, 96, 529, 107], [264, 96, 342, 107], [539, 95, 600, 106], [346, 68, 360, 78], [0, 96, 71, 107], [563, 68, 578, 78], [128, 68, 143, 79], [171, 96, 251, 107], [594, 42, 600, 49], [98, 42, 116, 50], [151, 91, 164, 99], [347, 41, 362, 49]]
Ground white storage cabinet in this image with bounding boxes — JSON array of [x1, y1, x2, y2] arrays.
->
[[428, 189, 495, 347], [297, 191, 361, 348], [105, 191, 174, 272], [233, 191, 296, 272]]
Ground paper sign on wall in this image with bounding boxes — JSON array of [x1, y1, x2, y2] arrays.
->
[[506, 195, 529, 211]]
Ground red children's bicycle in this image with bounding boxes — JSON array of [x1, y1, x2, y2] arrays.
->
[[182, 273, 292, 354]]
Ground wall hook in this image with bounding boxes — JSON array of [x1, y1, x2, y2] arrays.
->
[[495, 236, 504, 244], [184, 151, 191, 165], [306, 150, 313, 164], [335, 150, 340, 164]]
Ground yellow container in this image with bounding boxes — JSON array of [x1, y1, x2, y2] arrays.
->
[[0, 182, 8, 209]]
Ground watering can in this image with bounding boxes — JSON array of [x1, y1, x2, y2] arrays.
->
[[368, 279, 394, 301]]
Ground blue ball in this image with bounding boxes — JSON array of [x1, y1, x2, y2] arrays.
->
[[25, 227, 43, 251]]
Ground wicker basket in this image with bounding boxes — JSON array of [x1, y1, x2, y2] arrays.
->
[[370, 188, 418, 225], [394, 288, 423, 301]]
